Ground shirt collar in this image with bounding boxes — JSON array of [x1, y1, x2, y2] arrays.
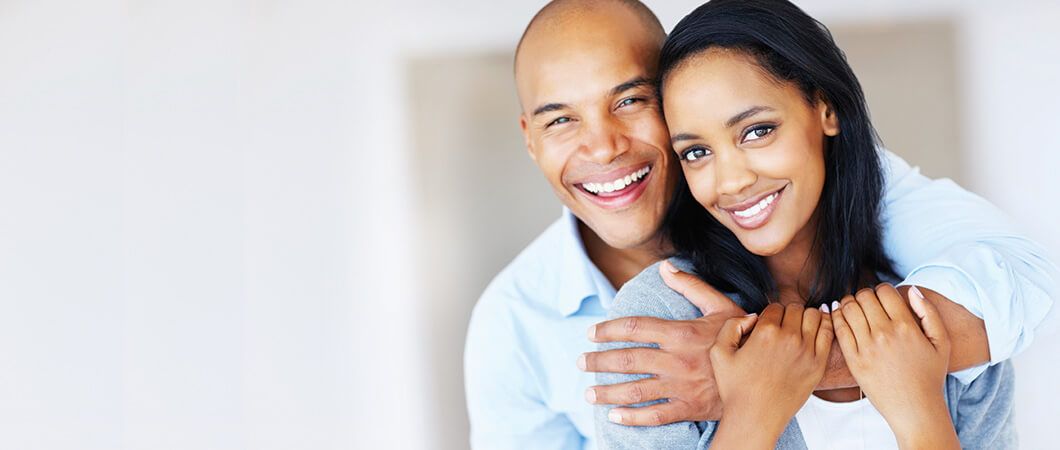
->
[[557, 208, 617, 316]]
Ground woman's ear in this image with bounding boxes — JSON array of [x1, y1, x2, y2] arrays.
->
[[819, 100, 840, 137]]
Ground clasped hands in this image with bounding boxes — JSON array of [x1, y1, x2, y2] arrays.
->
[[580, 261, 950, 429]]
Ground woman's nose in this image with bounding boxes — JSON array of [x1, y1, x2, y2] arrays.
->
[[715, 150, 756, 196]]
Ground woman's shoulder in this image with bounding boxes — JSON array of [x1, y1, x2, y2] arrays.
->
[[610, 257, 704, 321]]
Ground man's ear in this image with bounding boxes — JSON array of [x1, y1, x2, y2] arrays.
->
[[519, 114, 537, 162], [819, 100, 840, 137]]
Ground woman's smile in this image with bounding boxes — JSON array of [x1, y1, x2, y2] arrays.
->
[[720, 185, 787, 230]]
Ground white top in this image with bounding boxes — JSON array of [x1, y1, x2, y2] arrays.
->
[[794, 394, 898, 450]]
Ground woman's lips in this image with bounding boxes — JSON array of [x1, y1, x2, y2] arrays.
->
[[725, 186, 784, 230]]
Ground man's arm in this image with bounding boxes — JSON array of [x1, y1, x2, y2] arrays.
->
[[465, 292, 582, 449], [584, 151, 1057, 424], [817, 285, 989, 389], [879, 150, 1057, 381]]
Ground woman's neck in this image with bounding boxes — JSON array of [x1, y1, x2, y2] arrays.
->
[[764, 214, 821, 306]]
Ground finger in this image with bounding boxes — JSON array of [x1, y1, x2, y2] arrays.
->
[[588, 316, 674, 344], [908, 286, 951, 352], [579, 347, 671, 375], [586, 377, 668, 406], [839, 296, 871, 340], [711, 314, 758, 361], [854, 287, 891, 328], [607, 401, 687, 426], [831, 301, 859, 355], [758, 302, 785, 327], [815, 312, 834, 363], [781, 302, 805, 333], [801, 306, 822, 344], [875, 283, 917, 325], [660, 260, 744, 316]]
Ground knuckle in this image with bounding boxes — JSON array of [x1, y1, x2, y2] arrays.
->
[[855, 288, 876, 300], [620, 351, 636, 370], [627, 383, 645, 404], [649, 409, 666, 426], [671, 323, 699, 341], [623, 317, 640, 335]]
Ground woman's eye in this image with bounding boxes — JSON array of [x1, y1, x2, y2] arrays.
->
[[547, 117, 571, 128], [743, 125, 775, 142], [681, 146, 711, 161]]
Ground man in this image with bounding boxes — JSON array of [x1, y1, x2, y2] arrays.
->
[[464, 1, 1057, 448]]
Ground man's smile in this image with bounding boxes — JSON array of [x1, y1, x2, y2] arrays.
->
[[573, 163, 653, 210]]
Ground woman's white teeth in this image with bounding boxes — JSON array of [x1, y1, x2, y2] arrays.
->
[[734, 192, 779, 218], [583, 167, 650, 194]]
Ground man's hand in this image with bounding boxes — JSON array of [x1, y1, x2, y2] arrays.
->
[[578, 261, 744, 425]]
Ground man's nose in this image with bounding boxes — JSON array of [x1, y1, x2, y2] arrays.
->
[[715, 150, 756, 196], [577, 117, 630, 165]]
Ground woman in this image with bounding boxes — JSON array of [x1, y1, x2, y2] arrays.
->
[[594, 0, 1015, 448]]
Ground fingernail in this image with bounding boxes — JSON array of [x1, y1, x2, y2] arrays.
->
[[821, 303, 830, 313], [910, 286, 925, 300], [577, 354, 587, 371], [662, 260, 679, 273], [587, 324, 597, 340], [832, 300, 840, 311], [609, 410, 623, 423], [744, 313, 757, 317], [585, 388, 597, 403]]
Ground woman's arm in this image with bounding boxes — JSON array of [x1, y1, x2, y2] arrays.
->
[[831, 284, 960, 449]]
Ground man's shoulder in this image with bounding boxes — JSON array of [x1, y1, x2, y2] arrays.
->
[[610, 257, 702, 321], [471, 215, 570, 321]]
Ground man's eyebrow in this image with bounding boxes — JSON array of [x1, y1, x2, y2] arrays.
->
[[671, 133, 700, 143], [726, 106, 774, 128], [532, 103, 568, 117], [610, 76, 653, 97]]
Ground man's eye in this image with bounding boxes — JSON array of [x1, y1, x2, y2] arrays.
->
[[617, 97, 642, 108], [743, 125, 775, 142], [547, 117, 571, 128], [681, 146, 711, 161]]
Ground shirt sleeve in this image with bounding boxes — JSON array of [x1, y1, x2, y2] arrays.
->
[[947, 360, 1018, 448], [464, 289, 583, 450], [593, 276, 710, 450], [880, 150, 1059, 383]]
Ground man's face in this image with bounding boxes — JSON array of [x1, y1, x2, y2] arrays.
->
[[515, 9, 678, 249]]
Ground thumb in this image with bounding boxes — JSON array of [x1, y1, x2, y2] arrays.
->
[[660, 260, 743, 316], [908, 286, 950, 351], [713, 314, 758, 358]]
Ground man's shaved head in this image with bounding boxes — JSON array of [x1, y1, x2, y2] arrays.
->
[[514, 0, 666, 104], [512, 0, 679, 251]]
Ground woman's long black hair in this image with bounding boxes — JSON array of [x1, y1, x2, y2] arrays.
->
[[660, 0, 896, 312]]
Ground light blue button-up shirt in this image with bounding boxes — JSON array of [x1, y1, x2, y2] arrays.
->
[[464, 150, 1057, 450]]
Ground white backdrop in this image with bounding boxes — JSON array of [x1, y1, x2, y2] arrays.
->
[[0, 1, 1057, 449]]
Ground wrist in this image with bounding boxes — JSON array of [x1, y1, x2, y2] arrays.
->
[[890, 399, 959, 449], [715, 407, 786, 448]]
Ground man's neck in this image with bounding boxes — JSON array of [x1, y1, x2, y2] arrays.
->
[[578, 221, 669, 290]]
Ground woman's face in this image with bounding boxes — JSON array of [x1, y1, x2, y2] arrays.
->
[[662, 49, 839, 257]]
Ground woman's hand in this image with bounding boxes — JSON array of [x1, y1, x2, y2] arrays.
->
[[709, 303, 833, 449], [831, 284, 959, 449]]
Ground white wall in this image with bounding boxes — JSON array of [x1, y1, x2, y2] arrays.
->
[[0, 1, 1056, 449]]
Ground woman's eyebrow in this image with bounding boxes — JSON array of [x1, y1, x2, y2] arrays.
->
[[671, 132, 699, 143], [726, 105, 774, 128]]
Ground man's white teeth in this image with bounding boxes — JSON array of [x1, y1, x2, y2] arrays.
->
[[583, 167, 650, 194], [734, 192, 779, 218]]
